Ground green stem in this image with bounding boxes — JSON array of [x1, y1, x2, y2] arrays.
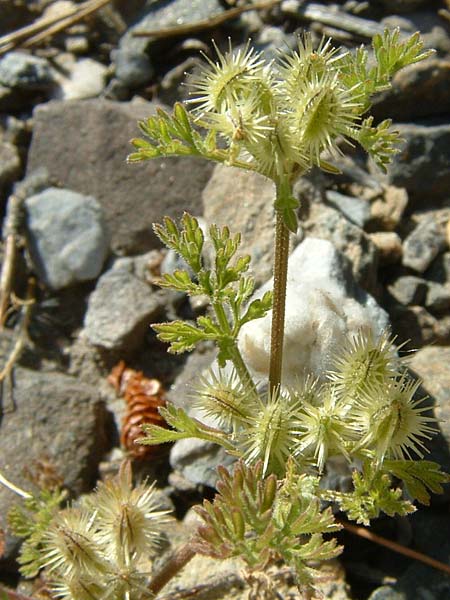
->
[[269, 199, 291, 395], [213, 301, 259, 398]]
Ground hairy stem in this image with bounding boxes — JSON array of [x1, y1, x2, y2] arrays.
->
[[148, 543, 196, 596], [269, 206, 290, 395], [213, 302, 259, 398]]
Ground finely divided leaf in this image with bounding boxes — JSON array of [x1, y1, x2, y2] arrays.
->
[[384, 460, 450, 505]]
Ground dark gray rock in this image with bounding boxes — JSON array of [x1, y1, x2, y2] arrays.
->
[[325, 190, 371, 228], [370, 512, 450, 600], [372, 59, 450, 122], [379, 0, 432, 13], [83, 252, 164, 352], [25, 187, 110, 289], [112, 48, 154, 88], [253, 26, 297, 63], [402, 213, 448, 273], [380, 123, 450, 203], [387, 275, 427, 306], [389, 305, 443, 349], [0, 52, 53, 90], [27, 99, 213, 255], [115, 0, 223, 89], [425, 282, 450, 313], [170, 439, 235, 489], [0, 366, 109, 564], [426, 252, 450, 284], [0, 140, 21, 199]]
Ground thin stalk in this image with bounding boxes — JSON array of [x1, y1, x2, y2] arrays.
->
[[268, 207, 290, 395], [148, 543, 196, 596], [213, 302, 259, 398]]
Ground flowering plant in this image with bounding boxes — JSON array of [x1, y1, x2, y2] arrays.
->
[[5, 30, 449, 600], [128, 30, 448, 595]]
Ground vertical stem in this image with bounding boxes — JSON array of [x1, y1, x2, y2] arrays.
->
[[269, 207, 290, 395], [148, 543, 196, 595]]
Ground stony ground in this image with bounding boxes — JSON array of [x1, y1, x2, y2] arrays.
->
[[0, 1, 450, 599]]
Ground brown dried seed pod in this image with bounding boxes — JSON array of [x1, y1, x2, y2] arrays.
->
[[109, 361, 168, 459]]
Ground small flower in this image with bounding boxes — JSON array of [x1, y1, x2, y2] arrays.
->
[[354, 373, 437, 463], [43, 508, 107, 578], [100, 564, 153, 600], [86, 462, 170, 561], [192, 367, 255, 432]]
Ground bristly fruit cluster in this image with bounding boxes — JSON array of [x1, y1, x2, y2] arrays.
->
[[141, 215, 446, 527], [129, 30, 433, 232], [8, 463, 170, 600], [128, 31, 448, 592]]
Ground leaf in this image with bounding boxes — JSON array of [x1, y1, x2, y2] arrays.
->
[[158, 270, 203, 295], [384, 460, 450, 506], [140, 404, 236, 452], [239, 291, 273, 327], [152, 320, 217, 354], [354, 117, 401, 172], [153, 214, 204, 273]]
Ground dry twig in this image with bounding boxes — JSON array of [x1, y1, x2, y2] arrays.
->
[[0, 0, 113, 55], [132, 0, 283, 39], [342, 520, 450, 577]]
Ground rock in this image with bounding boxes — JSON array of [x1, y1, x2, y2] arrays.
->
[[25, 187, 110, 289], [0, 52, 53, 90], [303, 201, 379, 293], [380, 122, 450, 203], [202, 165, 276, 288], [369, 512, 450, 600], [83, 252, 165, 352], [239, 237, 389, 387], [372, 59, 450, 121], [114, 0, 223, 89], [170, 439, 235, 489], [0, 366, 109, 564], [389, 305, 441, 349], [27, 99, 213, 255], [0, 0, 34, 35], [368, 232, 403, 265], [369, 186, 408, 232], [425, 251, 450, 284], [410, 345, 450, 472], [113, 49, 154, 88], [402, 213, 448, 273], [53, 57, 107, 100], [387, 275, 427, 306], [425, 282, 450, 312], [0, 140, 21, 200], [254, 26, 297, 63], [379, 0, 431, 13], [368, 587, 405, 600], [325, 190, 371, 228]]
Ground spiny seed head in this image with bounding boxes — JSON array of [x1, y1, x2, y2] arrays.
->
[[192, 367, 255, 432], [187, 39, 272, 118], [327, 329, 401, 403], [239, 388, 301, 476], [43, 508, 107, 578], [294, 388, 353, 472], [354, 373, 437, 463], [85, 462, 170, 561], [49, 578, 104, 600]]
